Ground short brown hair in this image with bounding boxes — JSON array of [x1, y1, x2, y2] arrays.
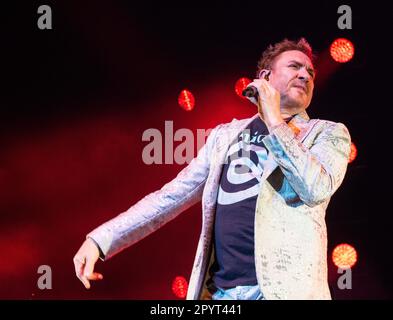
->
[[256, 38, 315, 77]]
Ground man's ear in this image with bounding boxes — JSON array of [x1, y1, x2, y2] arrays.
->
[[258, 69, 271, 80]]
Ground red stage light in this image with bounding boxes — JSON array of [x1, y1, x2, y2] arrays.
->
[[171, 276, 188, 299], [235, 77, 252, 98], [330, 38, 355, 63], [178, 89, 195, 111], [348, 142, 357, 163], [332, 243, 358, 269]]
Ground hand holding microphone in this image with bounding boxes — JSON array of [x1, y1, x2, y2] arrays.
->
[[242, 71, 284, 130], [242, 70, 271, 98]]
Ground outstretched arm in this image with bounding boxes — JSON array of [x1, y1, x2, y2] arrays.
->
[[73, 124, 220, 288]]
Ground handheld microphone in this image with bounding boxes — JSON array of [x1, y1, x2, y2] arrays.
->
[[242, 86, 258, 98], [242, 71, 271, 98]]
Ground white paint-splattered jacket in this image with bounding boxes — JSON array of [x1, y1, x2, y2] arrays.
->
[[87, 111, 351, 300]]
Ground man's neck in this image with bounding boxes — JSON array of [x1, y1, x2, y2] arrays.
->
[[280, 106, 305, 120]]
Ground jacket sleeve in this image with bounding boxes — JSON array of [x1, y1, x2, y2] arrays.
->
[[87, 125, 220, 260], [262, 121, 351, 207]]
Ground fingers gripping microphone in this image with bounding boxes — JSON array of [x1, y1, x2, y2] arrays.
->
[[242, 71, 271, 98]]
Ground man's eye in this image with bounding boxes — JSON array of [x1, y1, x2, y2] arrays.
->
[[289, 64, 298, 68]]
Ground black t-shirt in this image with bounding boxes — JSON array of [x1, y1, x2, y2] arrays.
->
[[210, 116, 269, 289]]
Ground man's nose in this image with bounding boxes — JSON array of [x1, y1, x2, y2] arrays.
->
[[298, 68, 311, 82]]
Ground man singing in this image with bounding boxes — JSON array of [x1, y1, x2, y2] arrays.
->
[[74, 38, 351, 300]]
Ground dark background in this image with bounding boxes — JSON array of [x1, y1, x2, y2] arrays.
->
[[0, 1, 391, 299]]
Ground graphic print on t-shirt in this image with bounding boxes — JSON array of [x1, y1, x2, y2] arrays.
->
[[217, 119, 269, 206], [212, 117, 270, 288]]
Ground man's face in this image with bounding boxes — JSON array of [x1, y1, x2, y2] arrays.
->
[[267, 50, 315, 111]]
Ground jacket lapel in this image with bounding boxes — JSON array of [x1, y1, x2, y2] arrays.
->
[[203, 114, 259, 212], [215, 114, 259, 164]]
